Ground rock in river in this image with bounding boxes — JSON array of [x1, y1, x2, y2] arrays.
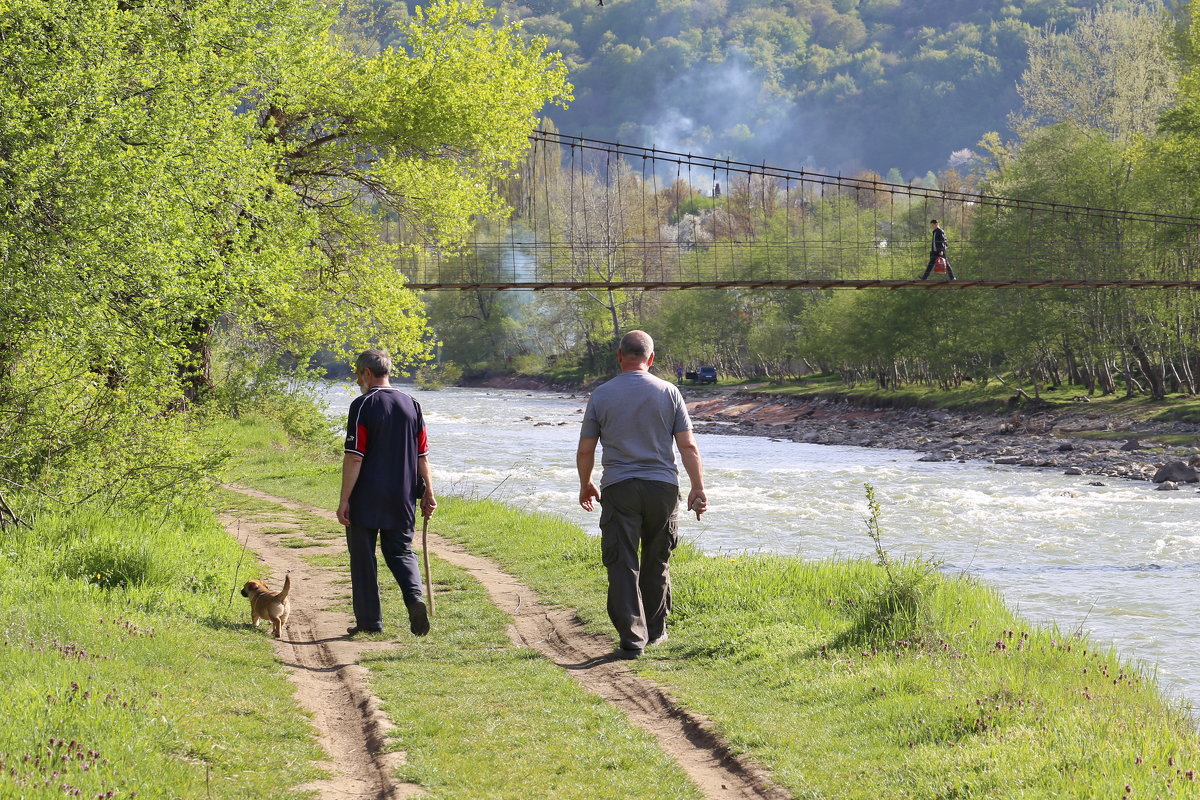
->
[[1152, 460, 1200, 484]]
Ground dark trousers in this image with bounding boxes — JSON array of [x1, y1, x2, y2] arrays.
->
[[346, 524, 424, 630], [598, 479, 679, 651], [921, 251, 955, 280]]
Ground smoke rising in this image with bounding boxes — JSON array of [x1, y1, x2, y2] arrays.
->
[[611, 51, 893, 175]]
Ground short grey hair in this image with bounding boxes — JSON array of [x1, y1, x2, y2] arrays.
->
[[618, 330, 654, 360], [355, 349, 392, 377]]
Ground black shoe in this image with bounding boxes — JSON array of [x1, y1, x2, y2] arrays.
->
[[407, 601, 430, 637], [611, 646, 643, 660], [346, 625, 383, 636]]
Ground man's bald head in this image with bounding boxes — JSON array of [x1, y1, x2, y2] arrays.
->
[[618, 330, 654, 362]]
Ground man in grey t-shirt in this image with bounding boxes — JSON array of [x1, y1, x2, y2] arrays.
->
[[577, 330, 707, 659]]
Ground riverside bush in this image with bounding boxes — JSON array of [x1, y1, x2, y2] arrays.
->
[[258, 394, 338, 447]]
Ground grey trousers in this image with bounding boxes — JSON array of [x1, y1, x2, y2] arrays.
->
[[346, 524, 424, 630], [598, 479, 679, 651]]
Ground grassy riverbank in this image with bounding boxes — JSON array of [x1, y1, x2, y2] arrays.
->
[[217, 412, 1200, 799], [722, 373, 1200, 426], [0, 501, 323, 798]]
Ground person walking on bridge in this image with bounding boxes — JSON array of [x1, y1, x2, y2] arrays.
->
[[920, 218, 956, 280], [337, 349, 437, 638], [575, 331, 707, 660]]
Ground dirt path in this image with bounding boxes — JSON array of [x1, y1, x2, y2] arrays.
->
[[221, 508, 425, 800], [226, 485, 790, 800]]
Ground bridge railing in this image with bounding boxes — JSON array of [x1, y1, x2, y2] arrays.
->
[[390, 132, 1200, 290]]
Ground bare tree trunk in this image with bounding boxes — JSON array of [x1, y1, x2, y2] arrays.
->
[[1168, 359, 1186, 395], [1080, 363, 1094, 394], [1064, 336, 1081, 385], [1180, 351, 1197, 395], [0, 488, 28, 528], [607, 289, 620, 344], [180, 317, 214, 407], [1101, 358, 1116, 394], [1130, 341, 1165, 400]]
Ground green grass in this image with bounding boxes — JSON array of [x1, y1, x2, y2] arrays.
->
[[1070, 429, 1200, 447], [1149, 396, 1200, 423], [756, 372, 1024, 411], [361, 525, 701, 799], [279, 536, 323, 548], [215, 414, 341, 509], [217, 413, 1200, 799], [542, 361, 592, 387], [0, 502, 323, 799], [219, 482, 702, 799], [1097, 431, 1197, 447], [738, 373, 1200, 430], [427, 501, 1200, 799]]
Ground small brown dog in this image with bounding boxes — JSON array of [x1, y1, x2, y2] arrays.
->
[[241, 574, 292, 638]]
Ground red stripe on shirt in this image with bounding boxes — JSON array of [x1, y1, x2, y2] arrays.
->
[[417, 427, 428, 457], [356, 423, 368, 455]]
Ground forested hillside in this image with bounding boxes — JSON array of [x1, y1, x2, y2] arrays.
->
[[362, 0, 1138, 176], [396, 1, 1200, 408]]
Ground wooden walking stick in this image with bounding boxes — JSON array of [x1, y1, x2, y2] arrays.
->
[[421, 514, 434, 617]]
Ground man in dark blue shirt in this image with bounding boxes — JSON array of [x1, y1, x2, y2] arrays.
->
[[337, 349, 437, 637], [920, 219, 956, 280]]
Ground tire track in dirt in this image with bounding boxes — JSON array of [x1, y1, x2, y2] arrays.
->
[[220, 508, 425, 800], [226, 485, 790, 800]]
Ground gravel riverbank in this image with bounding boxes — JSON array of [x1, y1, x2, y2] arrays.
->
[[687, 392, 1200, 485]]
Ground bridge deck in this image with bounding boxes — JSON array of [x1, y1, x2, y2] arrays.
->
[[405, 279, 1200, 291]]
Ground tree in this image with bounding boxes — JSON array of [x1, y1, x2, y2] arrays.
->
[[0, 0, 570, 502], [1013, 3, 1177, 143]]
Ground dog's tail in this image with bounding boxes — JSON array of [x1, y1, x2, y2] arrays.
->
[[276, 573, 292, 602]]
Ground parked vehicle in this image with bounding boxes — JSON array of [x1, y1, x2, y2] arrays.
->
[[684, 366, 718, 384]]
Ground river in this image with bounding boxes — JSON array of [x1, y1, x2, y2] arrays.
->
[[324, 383, 1200, 706]]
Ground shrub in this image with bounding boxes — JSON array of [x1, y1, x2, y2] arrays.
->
[[58, 536, 156, 590], [415, 360, 464, 390], [510, 354, 544, 375]]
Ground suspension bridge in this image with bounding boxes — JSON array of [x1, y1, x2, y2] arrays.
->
[[392, 130, 1200, 291]]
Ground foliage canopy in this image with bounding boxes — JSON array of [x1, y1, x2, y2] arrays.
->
[[0, 0, 570, 503]]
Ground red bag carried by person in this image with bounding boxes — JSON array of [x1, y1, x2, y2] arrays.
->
[[933, 257, 948, 274]]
